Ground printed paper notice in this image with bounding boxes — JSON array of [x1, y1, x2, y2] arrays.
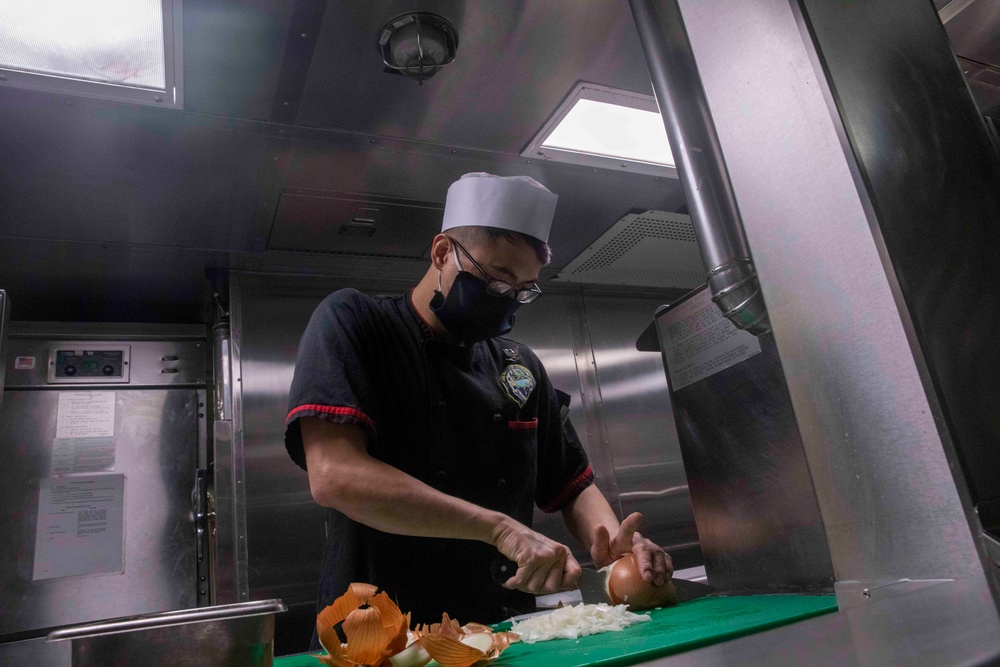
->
[[661, 288, 762, 391], [51, 437, 116, 474], [33, 474, 125, 581], [56, 391, 116, 438]]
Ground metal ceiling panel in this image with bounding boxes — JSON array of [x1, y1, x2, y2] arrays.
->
[[182, 0, 296, 120], [255, 136, 687, 270], [268, 189, 442, 258], [294, 1, 655, 153], [0, 88, 268, 251]]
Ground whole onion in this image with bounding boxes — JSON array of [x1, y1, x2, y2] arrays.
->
[[603, 553, 677, 610]]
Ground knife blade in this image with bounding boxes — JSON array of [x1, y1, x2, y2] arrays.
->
[[671, 577, 716, 602], [578, 567, 716, 605], [576, 567, 609, 604]]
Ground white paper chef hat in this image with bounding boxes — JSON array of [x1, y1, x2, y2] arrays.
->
[[441, 172, 558, 244]]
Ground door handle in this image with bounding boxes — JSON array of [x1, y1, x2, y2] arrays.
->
[[194, 468, 207, 562]]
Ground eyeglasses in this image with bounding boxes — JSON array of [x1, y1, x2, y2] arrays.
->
[[448, 237, 543, 304]]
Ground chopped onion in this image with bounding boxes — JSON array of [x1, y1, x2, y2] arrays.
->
[[509, 603, 651, 644]]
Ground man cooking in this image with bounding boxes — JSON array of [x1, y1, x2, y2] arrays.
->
[[284, 172, 672, 629]]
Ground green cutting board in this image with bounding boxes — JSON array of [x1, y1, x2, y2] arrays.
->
[[275, 595, 838, 667]]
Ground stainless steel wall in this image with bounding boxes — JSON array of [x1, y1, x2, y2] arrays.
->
[[230, 271, 697, 654], [670, 0, 999, 614], [581, 296, 700, 567]]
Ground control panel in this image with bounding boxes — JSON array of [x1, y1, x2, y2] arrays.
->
[[48, 345, 131, 384]]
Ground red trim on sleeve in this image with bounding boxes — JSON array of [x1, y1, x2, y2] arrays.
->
[[286, 404, 377, 433], [508, 418, 539, 430], [540, 465, 594, 513]]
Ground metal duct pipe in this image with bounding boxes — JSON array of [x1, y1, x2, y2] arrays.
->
[[630, 0, 771, 335]]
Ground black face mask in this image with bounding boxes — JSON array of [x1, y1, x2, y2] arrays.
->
[[430, 271, 521, 343]]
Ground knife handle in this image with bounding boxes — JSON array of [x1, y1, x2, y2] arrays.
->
[[490, 557, 519, 584]]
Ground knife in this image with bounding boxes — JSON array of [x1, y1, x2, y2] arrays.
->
[[490, 557, 518, 584], [491, 558, 716, 604], [578, 567, 716, 604]]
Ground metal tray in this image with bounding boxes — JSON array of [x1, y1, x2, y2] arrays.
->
[[48, 599, 287, 667]]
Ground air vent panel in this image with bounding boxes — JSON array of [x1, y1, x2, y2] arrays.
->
[[554, 210, 704, 288]]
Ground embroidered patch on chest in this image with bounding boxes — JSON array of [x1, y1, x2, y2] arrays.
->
[[501, 364, 536, 407]]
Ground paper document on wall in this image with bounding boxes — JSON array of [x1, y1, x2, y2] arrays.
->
[[33, 474, 125, 581], [660, 287, 762, 391], [56, 391, 116, 438], [51, 437, 116, 474]]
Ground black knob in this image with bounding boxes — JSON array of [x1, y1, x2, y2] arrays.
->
[[64, 365, 77, 376], [102, 365, 115, 376], [497, 478, 506, 489], [434, 469, 447, 483]]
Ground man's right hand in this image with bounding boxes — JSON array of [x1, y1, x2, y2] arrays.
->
[[491, 516, 582, 595]]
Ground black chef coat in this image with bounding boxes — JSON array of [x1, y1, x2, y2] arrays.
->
[[284, 289, 594, 627]]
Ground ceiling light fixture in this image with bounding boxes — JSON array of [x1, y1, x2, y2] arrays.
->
[[0, 0, 182, 108], [523, 83, 676, 177], [377, 12, 458, 86]]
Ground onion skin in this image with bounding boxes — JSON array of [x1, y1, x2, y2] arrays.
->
[[605, 553, 678, 610], [315, 583, 410, 667], [317, 584, 516, 667], [416, 613, 519, 667]]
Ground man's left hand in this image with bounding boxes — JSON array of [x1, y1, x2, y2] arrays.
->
[[590, 512, 673, 586]]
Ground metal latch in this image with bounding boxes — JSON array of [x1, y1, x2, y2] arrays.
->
[[193, 468, 207, 562]]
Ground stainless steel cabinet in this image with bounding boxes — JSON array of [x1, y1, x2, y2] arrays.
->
[[0, 326, 208, 662]]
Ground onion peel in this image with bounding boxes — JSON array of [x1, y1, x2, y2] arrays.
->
[[315, 582, 411, 667], [343, 606, 393, 665], [416, 613, 519, 667], [315, 638, 353, 667]]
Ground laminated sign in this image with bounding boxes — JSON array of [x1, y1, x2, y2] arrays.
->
[[659, 287, 762, 391]]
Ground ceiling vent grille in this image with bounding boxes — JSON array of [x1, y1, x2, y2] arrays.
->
[[554, 210, 705, 289]]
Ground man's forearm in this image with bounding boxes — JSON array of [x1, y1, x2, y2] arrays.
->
[[561, 484, 620, 551], [303, 418, 509, 546]]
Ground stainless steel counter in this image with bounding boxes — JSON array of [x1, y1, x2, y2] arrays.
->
[[649, 581, 1000, 666]]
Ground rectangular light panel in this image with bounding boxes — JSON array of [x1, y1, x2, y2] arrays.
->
[[0, 0, 166, 90], [543, 98, 675, 167], [523, 83, 677, 177]]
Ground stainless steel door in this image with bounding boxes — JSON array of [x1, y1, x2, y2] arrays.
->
[[0, 388, 201, 637]]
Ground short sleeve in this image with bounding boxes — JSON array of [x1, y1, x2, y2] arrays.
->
[[533, 370, 594, 513], [284, 289, 378, 471]]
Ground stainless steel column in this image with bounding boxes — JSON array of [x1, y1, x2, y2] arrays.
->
[[648, 0, 999, 614]]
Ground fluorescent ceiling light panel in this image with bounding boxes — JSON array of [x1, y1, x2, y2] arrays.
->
[[0, 0, 181, 108], [543, 99, 675, 167], [0, 0, 165, 89], [523, 83, 676, 177]]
